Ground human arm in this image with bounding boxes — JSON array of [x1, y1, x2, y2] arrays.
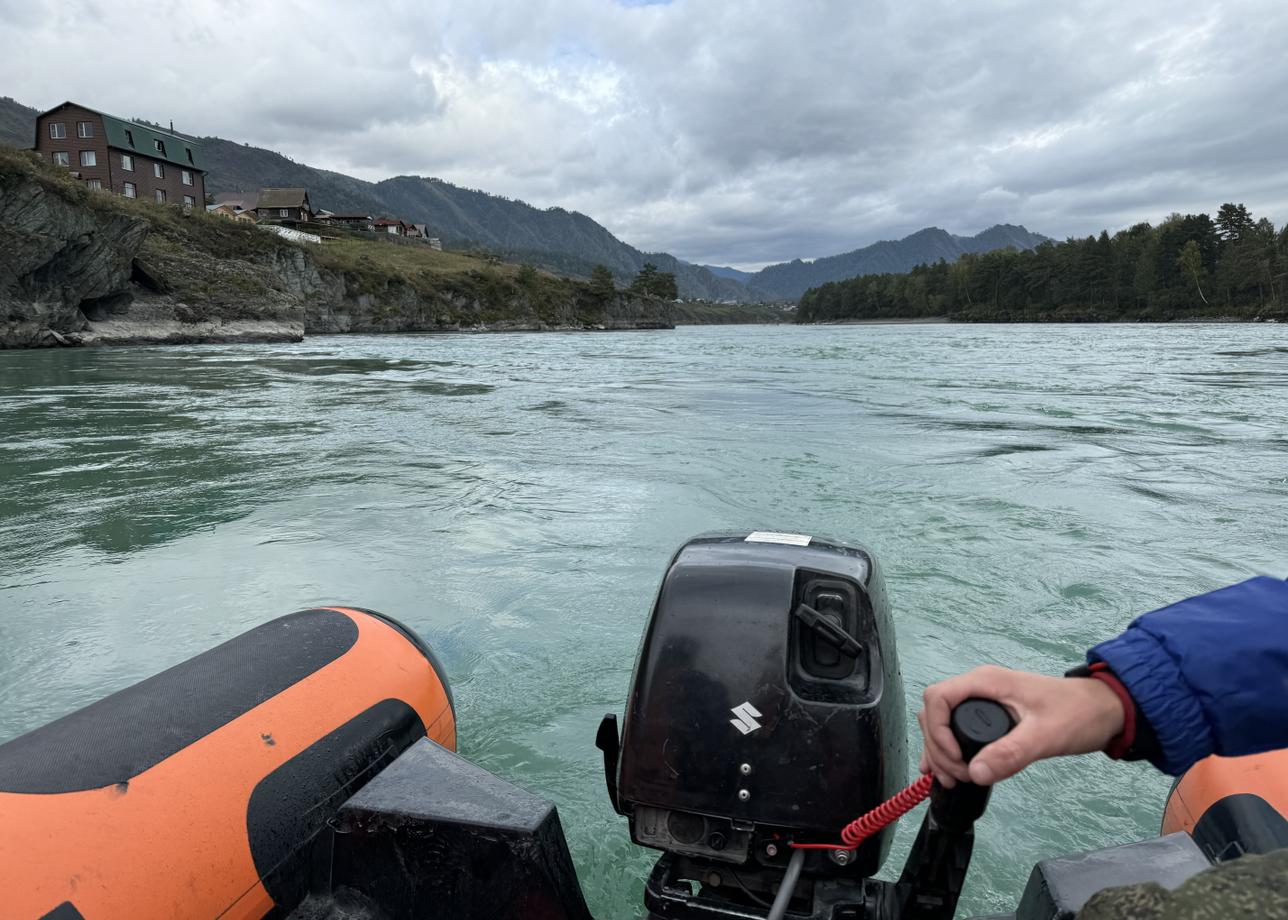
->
[[919, 576, 1288, 786], [1088, 575, 1288, 775], [917, 665, 1126, 787]]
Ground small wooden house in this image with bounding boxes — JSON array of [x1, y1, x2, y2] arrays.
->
[[207, 202, 257, 222], [256, 188, 313, 223]]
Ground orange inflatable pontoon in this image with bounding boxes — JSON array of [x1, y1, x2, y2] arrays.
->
[[1163, 747, 1288, 862], [0, 607, 455, 920]]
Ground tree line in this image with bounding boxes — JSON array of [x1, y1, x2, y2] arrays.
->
[[588, 262, 678, 301], [797, 204, 1288, 323]]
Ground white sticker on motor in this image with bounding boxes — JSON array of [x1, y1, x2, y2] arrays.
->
[[745, 531, 811, 546]]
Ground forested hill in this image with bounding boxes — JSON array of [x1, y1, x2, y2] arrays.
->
[[198, 138, 755, 302], [0, 97, 38, 147], [747, 225, 1051, 300], [797, 206, 1288, 323]]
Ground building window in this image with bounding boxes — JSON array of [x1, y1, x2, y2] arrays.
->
[[52, 151, 70, 167], [86, 179, 102, 191], [279, 208, 289, 218], [181, 170, 193, 186], [186, 148, 194, 164], [77, 121, 94, 138], [121, 154, 134, 171], [154, 163, 164, 178], [183, 195, 195, 207], [124, 129, 135, 147], [123, 182, 137, 198], [153, 139, 166, 156], [80, 150, 97, 167], [155, 189, 167, 203], [49, 122, 67, 139]]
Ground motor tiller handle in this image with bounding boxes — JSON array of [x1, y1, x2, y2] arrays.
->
[[895, 698, 1015, 919], [929, 698, 1015, 831]]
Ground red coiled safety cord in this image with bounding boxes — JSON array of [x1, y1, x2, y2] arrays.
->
[[789, 773, 934, 851]]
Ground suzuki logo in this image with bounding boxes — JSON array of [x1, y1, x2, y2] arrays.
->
[[729, 701, 763, 735]]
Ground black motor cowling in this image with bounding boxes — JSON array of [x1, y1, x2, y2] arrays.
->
[[608, 532, 906, 887]]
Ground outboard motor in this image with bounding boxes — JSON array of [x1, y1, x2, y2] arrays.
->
[[597, 532, 908, 917]]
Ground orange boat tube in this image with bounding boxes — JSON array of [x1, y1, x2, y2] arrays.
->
[[0, 606, 455, 920], [1163, 748, 1288, 862]]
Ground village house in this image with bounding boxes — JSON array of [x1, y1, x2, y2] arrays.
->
[[316, 213, 375, 232], [206, 201, 257, 222], [255, 188, 313, 223], [374, 218, 408, 237], [213, 192, 258, 213], [33, 101, 207, 207]]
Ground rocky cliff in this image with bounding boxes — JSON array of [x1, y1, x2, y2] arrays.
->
[[0, 149, 672, 348], [1, 149, 306, 347], [1, 165, 152, 346], [302, 260, 671, 334]]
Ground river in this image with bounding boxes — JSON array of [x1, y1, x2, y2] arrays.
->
[[1, 323, 1284, 917]]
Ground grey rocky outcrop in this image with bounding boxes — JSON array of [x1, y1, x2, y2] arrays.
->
[[0, 160, 305, 348], [0, 169, 150, 347], [305, 275, 671, 334]]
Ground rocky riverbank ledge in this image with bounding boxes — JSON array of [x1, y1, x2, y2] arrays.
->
[[0, 148, 675, 350]]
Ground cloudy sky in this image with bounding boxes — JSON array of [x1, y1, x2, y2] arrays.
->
[[4, 0, 1287, 268]]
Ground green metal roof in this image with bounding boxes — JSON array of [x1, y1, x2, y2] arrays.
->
[[101, 114, 202, 171], [41, 103, 204, 171]]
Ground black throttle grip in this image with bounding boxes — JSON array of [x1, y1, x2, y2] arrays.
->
[[929, 698, 1015, 831], [896, 698, 1017, 919], [950, 698, 1014, 762]]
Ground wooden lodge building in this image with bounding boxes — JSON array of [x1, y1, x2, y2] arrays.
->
[[255, 188, 313, 223], [34, 102, 206, 207]]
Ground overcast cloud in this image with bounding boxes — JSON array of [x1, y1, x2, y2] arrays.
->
[[3, 0, 1286, 267]]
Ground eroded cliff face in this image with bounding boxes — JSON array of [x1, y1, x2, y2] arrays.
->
[[0, 150, 672, 348], [0, 162, 306, 348], [305, 273, 672, 334], [0, 168, 151, 346]]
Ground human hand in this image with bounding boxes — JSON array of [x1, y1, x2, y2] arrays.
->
[[917, 665, 1125, 787]]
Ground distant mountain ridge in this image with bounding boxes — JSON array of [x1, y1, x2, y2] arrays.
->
[[743, 224, 1052, 300], [0, 95, 1049, 303], [703, 265, 754, 283]]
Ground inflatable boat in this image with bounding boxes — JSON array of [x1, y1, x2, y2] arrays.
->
[[1, 535, 1284, 919]]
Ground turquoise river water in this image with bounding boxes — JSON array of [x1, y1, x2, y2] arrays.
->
[[1, 323, 1285, 917]]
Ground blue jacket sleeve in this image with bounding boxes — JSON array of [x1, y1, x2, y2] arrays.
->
[[1087, 576, 1288, 776]]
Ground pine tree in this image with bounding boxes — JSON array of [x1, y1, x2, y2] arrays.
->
[[589, 265, 616, 301], [1215, 203, 1255, 244], [629, 263, 678, 300]]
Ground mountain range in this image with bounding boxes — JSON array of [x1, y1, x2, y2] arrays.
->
[[736, 224, 1052, 300], [0, 96, 1049, 301]]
